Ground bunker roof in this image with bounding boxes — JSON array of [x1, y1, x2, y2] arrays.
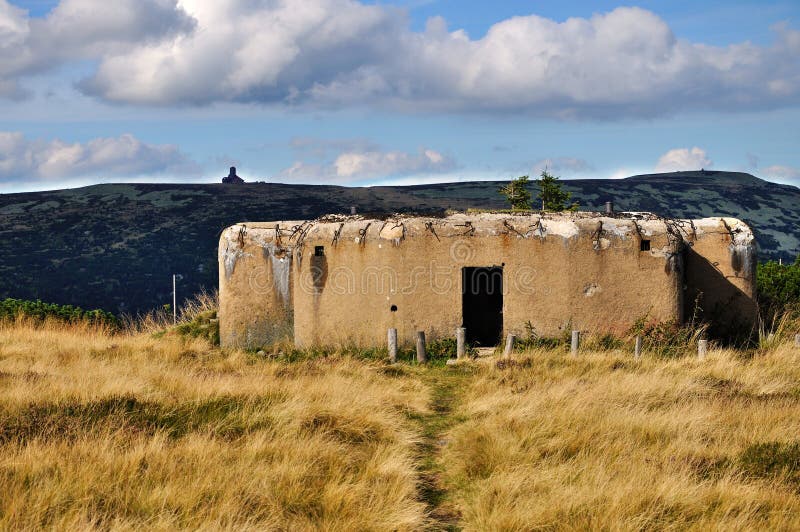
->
[[232, 211, 753, 245]]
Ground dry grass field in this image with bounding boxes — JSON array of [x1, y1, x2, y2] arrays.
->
[[2, 317, 800, 530], [0, 320, 428, 530], [442, 346, 800, 530]]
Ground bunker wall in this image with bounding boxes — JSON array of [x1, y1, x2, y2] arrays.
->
[[680, 217, 758, 335], [218, 214, 686, 349], [289, 216, 681, 347], [218, 223, 299, 348]]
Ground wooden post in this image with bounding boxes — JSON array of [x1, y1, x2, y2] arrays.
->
[[795, 334, 800, 347], [416, 331, 427, 364], [456, 328, 466, 359], [634, 335, 642, 360], [698, 339, 708, 360], [503, 334, 516, 359], [571, 330, 580, 356], [388, 328, 398, 363]]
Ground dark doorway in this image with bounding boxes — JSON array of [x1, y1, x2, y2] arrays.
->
[[462, 266, 504, 347]]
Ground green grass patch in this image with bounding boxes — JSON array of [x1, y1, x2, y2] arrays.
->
[[739, 441, 800, 485], [175, 309, 220, 345]]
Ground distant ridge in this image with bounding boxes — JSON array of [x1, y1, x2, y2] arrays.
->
[[624, 170, 767, 185], [0, 171, 797, 314]]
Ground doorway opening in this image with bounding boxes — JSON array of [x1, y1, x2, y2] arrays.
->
[[462, 266, 504, 347]]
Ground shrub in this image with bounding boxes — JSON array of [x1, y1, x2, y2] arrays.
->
[[131, 290, 220, 343], [395, 337, 477, 365], [587, 333, 625, 351], [515, 321, 568, 351], [427, 337, 477, 360], [516, 324, 624, 353], [758, 256, 800, 309], [627, 316, 707, 358], [174, 309, 220, 345], [0, 298, 119, 329], [757, 256, 800, 328]]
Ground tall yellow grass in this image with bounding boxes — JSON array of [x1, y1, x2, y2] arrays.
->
[[3, 317, 800, 530], [440, 345, 800, 530], [0, 319, 429, 530]]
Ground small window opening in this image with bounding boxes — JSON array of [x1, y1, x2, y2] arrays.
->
[[314, 246, 325, 256], [640, 240, 651, 251], [390, 305, 398, 312]]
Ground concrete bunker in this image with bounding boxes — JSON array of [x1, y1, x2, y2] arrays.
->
[[218, 212, 757, 349]]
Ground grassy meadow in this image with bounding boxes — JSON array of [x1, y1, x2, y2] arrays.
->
[[2, 315, 800, 530]]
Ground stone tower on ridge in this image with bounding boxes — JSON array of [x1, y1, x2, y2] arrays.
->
[[222, 167, 245, 184]]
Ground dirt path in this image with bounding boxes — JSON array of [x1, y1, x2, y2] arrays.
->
[[411, 364, 475, 531]]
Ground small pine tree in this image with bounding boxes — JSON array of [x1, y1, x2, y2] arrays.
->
[[536, 170, 578, 212], [499, 175, 532, 210]]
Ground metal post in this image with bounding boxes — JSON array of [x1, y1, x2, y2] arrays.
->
[[416, 331, 427, 364], [698, 339, 708, 360], [634, 335, 642, 360], [456, 328, 466, 359], [795, 334, 800, 347], [571, 330, 580, 356], [503, 334, 516, 359], [172, 274, 177, 325], [350, 206, 357, 215], [605, 201, 614, 214], [388, 328, 398, 363]]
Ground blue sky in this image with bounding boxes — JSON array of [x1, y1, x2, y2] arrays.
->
[[0, 0, 799, 191]]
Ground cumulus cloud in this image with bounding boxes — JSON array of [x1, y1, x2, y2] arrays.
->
[[278, 138, 456, 183], [86, 3, 800, 116], [1, 1, 799, 118], [0, 131, 198, 182], [0, 0, 193, 84], [0, 1, 27, 48], [655, 147, 713, 173]]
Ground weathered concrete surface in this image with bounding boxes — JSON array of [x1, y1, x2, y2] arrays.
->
[[218, 212, 756, 349], [678, 217, 758, 336], [219, 221, 304, 348]]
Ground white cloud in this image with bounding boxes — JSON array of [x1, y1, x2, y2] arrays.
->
[[0, 0, 193, 82], [333, 148, 450, 178], [278, 138, 456, 183], [0, 131, 198, 182], [761, 164, 800, 184], [1, 1, 799, 118], [0, 1, 27, 48], [530, 157, 592, 177], [655, 147, 713, 173]]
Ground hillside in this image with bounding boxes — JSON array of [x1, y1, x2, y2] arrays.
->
[[0, 170, 798, 314]]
